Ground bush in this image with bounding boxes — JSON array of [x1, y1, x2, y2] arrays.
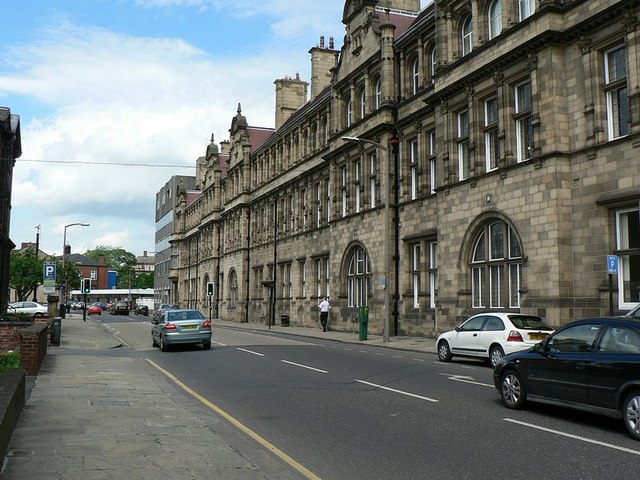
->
[[0, 350, 20, 373], [0, 313, 34, 323]]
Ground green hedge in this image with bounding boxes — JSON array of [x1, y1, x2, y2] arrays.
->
[[0, 350, 20, 373]]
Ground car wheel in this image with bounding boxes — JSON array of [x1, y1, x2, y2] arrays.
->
[[160, 335, 169, 352], [437, 340, 452, 362], [489, 345, 505, 368], [34, 313, 44, 318], [500, 370, 526, 409], [152, 334, 158, 348], [623, 390, 640, 440], [202, 340, 211, 350]]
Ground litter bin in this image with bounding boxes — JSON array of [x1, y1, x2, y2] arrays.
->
[[280, 314, 290, 327], [359, 306, 369, 341], [52, 316, 62, 346]]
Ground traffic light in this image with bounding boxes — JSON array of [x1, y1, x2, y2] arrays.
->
[[82, 278, 91, 294], [207, 282, 214, 296]]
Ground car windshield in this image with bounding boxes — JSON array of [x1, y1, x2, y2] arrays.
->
[[508, 315, 553, 331]]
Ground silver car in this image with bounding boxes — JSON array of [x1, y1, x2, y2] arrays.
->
[[8, 301, 48, 317], [151, 309, 211, 351]]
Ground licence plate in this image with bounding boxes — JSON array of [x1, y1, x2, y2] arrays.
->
[[528, 333, 548, 341], [182, 325, 197, 330]]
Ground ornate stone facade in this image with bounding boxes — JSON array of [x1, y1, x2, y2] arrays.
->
[[169, 0, 640, 337]]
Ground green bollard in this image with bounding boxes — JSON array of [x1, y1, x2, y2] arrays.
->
[[52, 317, 62, 346], [359, 306, 369, 341]]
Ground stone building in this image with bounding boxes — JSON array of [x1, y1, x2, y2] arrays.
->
[[169, 0, 640, 338], [0, 107, 21, 314]]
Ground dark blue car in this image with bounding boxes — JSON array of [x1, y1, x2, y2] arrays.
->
[[494, 317, 640, 440]]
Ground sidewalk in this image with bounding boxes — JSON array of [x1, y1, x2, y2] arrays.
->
[[1, 315, 313, 480], [1, 315, 437, 480]]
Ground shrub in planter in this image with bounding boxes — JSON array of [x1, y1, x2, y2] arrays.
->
[[0, 350, 20, 373], [0, 313, 34, 323]]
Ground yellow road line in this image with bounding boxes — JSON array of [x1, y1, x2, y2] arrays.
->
[[145, 358, 321, 480]]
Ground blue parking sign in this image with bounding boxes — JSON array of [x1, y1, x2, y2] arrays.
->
[[607, 255, 618, 274]]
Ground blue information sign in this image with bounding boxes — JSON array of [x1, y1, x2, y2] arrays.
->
[[607, 255, 618, 275]]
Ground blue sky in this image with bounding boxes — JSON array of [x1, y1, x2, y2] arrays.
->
[[1, 1, 428, 259]]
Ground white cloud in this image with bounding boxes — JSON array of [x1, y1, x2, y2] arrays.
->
[[3, 1, 348, 256]]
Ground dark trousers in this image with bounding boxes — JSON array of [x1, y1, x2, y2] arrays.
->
[[320, 312, 328, 331]]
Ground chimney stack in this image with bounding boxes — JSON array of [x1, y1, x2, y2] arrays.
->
[[309, 36, 338, 100], [274, 73, 308, 130]]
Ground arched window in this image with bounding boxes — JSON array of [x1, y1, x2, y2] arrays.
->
[[411, 57, 420, 94], [461, 15, 473, 56], [518, 0, 535, 21], [359, 88, 366, 119], [430, 47, 437, 83], [375, 78, 382, 109], [488, 0, 502, 39], [346, 97, 353, 127], [470, 221, 522, 309], [321, 116, 328, 145], [347, 246, 370, 307], [229, 269, 238, 307]]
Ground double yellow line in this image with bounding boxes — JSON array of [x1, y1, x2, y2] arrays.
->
[[146, 359, 321, 480]]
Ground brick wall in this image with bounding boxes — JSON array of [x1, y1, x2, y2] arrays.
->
[[19, 323, 48, 376]]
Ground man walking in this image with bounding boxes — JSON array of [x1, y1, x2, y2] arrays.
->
[[319, 297, 330, 332]]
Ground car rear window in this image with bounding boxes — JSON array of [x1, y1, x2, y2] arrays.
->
[[508, 315, 553, 331]]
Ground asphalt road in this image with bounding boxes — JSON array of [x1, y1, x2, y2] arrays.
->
[[97, 313, 640, 480]]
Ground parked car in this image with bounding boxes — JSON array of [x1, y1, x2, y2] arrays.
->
[[437, 312, 554, 368], [97, 302, 108, 311], [155, 303, 179, 321], [151, 309, 211, 351], [134, 304, 149, 316], [8, 301, 48, 317], [495, 316, 640, 440], [110, 301, 130, 315], [87, 303, 102, 315]]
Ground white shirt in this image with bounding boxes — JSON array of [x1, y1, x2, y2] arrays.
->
[[319, 300, 330, 312]]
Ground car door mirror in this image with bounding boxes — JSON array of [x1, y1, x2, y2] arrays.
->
[[455, 326, 461, 332]]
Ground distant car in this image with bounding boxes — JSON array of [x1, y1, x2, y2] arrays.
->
[[151, 309, 211, 351], [88, 303, 102, 315], [437, 312, 554, 368], [495, 316, 640, 440], [155, 303, 179, 321], [8, 301, 48, 317], [110, 301, 130, 315], [97, 302, 108, 311], [134, 305, 149, 316]]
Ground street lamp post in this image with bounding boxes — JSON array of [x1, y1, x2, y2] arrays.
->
[[63, 223, 90, 313], [342, 136, 392, 342], [33, 224, 40, 301]]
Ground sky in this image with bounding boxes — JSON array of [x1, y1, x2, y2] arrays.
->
[[1, 0, 429, 259]]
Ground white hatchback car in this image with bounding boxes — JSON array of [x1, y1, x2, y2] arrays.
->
[[436, 313, 554, 368]]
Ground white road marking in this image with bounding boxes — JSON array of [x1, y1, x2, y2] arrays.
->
[[236, 348, 264, 357], [212, 340, 227, 346], [412, 358, 425, 362], [355, 380, 439, 403], [281, 360, 328, 374], [438, 373, 494, 388], [504, 419, 640, 456]]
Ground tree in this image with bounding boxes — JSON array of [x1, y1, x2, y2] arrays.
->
[[85, 246, 137, 289], [85, 246, 136, 269], [9, 249, 42, 301], [136, 272, 154, 289]]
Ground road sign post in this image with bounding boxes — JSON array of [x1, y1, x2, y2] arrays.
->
[[607, 255, 618, 316]]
